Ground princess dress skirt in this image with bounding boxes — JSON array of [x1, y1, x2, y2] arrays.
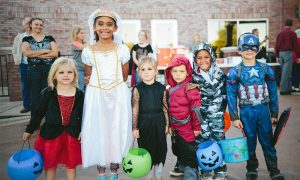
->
[[81, 45, 132, 168]]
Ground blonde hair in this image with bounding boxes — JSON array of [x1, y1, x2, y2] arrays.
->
[[48, 58, 78, 89], [138, 56, 158, 73], [71, 27, 82, 41], [138, 30, 149, 40]]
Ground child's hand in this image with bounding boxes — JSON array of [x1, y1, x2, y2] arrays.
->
[[78, 133, 81, 142], [194, 131, 201, 137], [165, 126, 169, 134], [168, 127, 174, 135], [232, 120, 243, 129], [272, 118, 278, 127], [84, 76, 90, 85], [186, 83, 200, 92], [22, 132, 32, 141], [132, 129, 139, 138]]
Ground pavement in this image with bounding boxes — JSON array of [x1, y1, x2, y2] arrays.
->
[[1, 92, 300, 180]]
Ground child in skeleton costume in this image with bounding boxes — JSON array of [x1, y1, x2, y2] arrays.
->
[[165, 55, 202, 180], [227, 33, 284, 180], [80, 8, 132, 180], [192, 42, 227, 180]]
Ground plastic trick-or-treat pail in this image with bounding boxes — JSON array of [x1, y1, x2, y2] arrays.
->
[[196, 141, 223, 171], [8, 141, 43, 180], [122, 147, 152, 178], [220, 130, 248, 163]]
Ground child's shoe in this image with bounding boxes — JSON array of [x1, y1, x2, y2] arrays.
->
[[246, 172, 258, 180], [271, 173, 285, 180], [110, 173, 118, 180], [214, 172, 227, 180], [169, 165, 184, 176], [98, 174, 106, 180], [201, 171, 213, 180]]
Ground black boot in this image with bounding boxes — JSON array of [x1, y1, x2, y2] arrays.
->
[[246, 172, 258, 180], [265, 156, 284, 179], [246, 153, 259, 172], [246, 153, 259, 180]]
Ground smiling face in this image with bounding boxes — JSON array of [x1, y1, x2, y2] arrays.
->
[[195, 50, 211, 72], [170, 64, 188, 84], [94, 16, 117, 41], [238, 49, 257, 61], [30, 19, 44, 34]]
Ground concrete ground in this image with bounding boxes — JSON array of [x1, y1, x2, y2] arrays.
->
[[1, 92, 300, 180]]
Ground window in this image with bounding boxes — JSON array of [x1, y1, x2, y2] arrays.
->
[[151, 19, 178, 48], [208, 19, 268, 57], [121, 20, 141, 44]]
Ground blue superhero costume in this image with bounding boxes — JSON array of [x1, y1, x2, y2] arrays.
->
[[226, 33, 284, 179]]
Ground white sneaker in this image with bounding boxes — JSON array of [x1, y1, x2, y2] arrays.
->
[[201, 172, 213, 180], [214, 173, 227, 180]]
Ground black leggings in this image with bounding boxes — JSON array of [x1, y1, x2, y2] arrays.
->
[[171, 132, 198, 169]]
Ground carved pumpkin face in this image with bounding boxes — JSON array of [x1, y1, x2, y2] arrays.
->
[[196, 141, 223, 171], [122, 148, 152, 178], [8, 149, 44, 179]]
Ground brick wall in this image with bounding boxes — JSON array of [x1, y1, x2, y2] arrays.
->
[[0, 0, 299, 100]]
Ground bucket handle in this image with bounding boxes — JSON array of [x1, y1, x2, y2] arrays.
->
[[131, 138, 137, 148], [222, 125, 246, 138], [17, 140, 31, 163]]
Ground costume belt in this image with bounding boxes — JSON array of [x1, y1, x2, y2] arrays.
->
[[239, 99, 269, 106], [170, 116, 190, 125]]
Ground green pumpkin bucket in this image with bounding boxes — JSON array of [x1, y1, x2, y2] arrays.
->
[[122, 148, 152, 178]]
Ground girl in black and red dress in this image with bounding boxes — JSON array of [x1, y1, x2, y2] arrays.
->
[[23, 58, 84, 180]]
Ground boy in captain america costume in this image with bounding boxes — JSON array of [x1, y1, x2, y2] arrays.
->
[[226, 33, 284, 180]]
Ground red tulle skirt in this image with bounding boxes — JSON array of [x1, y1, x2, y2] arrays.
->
[[34, 131, 82, 170]]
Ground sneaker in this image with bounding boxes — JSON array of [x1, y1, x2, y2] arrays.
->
[[246, 172, 258, 180], [169, 166, 183, 176], [20, 108, 30, 113], [271, 173, 285, 180], [292, 88, 300, 92], [201, 171, 213, 180], [214, 173, 227, 180]]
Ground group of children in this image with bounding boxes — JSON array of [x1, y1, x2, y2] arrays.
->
[[21, 7, 284, 180]]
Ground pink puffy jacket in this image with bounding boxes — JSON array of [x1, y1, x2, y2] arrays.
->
[[165, 55, 202, 142]]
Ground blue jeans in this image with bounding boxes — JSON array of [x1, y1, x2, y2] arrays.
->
[[279, 51, 293, 93], [77, 69, 85, 91], [28, 64, 51, 113], [19, 63, 30, 109], [183, 166, 199, 180]]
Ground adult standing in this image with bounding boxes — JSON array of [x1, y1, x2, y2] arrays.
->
[[292, 28, 300, 92], [188, 34, 201, 53], [252, 28, 268, 60], [71, 27, 86, 91], [131, 30, 153, 86], [12, 17, 31, 113], [22, 17, 58, 113], [275, 19, 300, 95]]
